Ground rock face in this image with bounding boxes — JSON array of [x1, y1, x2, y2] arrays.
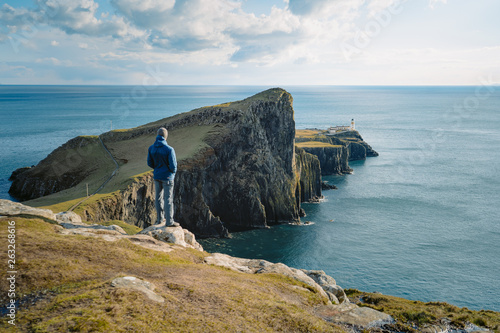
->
[[300, 146, 352, 175], [167, 89, 306, 236], [294, 147, 323, 203], [333, 131, 379, 161]]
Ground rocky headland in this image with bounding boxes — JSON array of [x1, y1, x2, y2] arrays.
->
[[10, 88, 323, 238], [295, 129, 378, 176]]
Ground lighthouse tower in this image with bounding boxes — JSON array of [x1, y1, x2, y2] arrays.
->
[[351, 118, 355, 131]]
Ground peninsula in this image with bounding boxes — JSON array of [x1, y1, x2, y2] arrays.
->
[[9, 88, 377, 238]]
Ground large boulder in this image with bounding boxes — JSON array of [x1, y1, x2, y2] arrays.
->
[[302, 269, 349, 304], [111, 276, 164, 303], [0, 199, 56, 220], [139, 224, 203, 251], [55, 211, 82, 223]]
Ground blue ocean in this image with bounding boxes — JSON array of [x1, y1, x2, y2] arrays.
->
[[1, 85, 499, 311]]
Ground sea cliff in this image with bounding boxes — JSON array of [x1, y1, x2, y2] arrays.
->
[[295, 129, 378, 175]]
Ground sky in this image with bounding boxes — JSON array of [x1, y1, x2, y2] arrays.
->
[[0, 0, 499, 85]]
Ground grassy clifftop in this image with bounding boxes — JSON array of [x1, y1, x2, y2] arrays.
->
[[0, 216, 343, 332], [2, 216, 498, 332]]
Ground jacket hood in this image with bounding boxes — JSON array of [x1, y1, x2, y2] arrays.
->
[[154, 135, 168, 147]]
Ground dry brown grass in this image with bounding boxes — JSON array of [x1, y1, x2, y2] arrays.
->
[[0, 217, 344, 332]]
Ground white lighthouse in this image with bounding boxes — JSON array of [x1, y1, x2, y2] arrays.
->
[[351, 118, 355, 131]]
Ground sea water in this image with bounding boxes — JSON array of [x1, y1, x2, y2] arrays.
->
[[1, 85, 499, 311]]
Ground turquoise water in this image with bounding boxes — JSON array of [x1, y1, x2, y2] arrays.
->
[[1, 85, 499, 311]]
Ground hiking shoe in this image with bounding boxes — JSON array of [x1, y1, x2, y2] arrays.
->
[[165, 222, 180, 227]]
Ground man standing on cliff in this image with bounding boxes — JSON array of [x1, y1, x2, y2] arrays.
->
[[147, 127, 179, 227]]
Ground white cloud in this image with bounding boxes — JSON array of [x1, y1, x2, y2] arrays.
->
[[109, 0, 374, 63], [0, 1, 145, 39], [428, 0, 447, 9], [2, 0, 492, 85], [35, 57, 73, 66], [367, 0, 405, 17], [0, 0, 407, 64]]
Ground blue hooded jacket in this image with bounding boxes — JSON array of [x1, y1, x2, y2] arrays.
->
[[147, 135, 177, 181]]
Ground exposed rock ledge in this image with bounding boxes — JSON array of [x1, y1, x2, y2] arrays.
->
[[56, 222, 203, 252], [205, 252, 393, 329], [0, 199, 56, 221], [205, 252, 347, 305], [0, 199, 203, 252]]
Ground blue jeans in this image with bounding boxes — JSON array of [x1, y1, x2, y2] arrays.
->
[[154, 179, 174, 225]]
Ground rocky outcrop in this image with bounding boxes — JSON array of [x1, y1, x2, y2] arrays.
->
[[333, 130, 379, 161], [204, 252, 395, 329], [294, 147, 322, 203], [315, 303, 394, 329], [111, 277, 165, 303], [139, 224, 203, 251], [8, 166, 33, 181], [303, 270, 348, 304], [0, 198, 56, 220], [55, 218, 204, 251], [57, 221, 128, 236], [205, 253, 335, 304], [322, 181, 337, 190], [55, 211, 82, 223], [295, 130, 377, 175]]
